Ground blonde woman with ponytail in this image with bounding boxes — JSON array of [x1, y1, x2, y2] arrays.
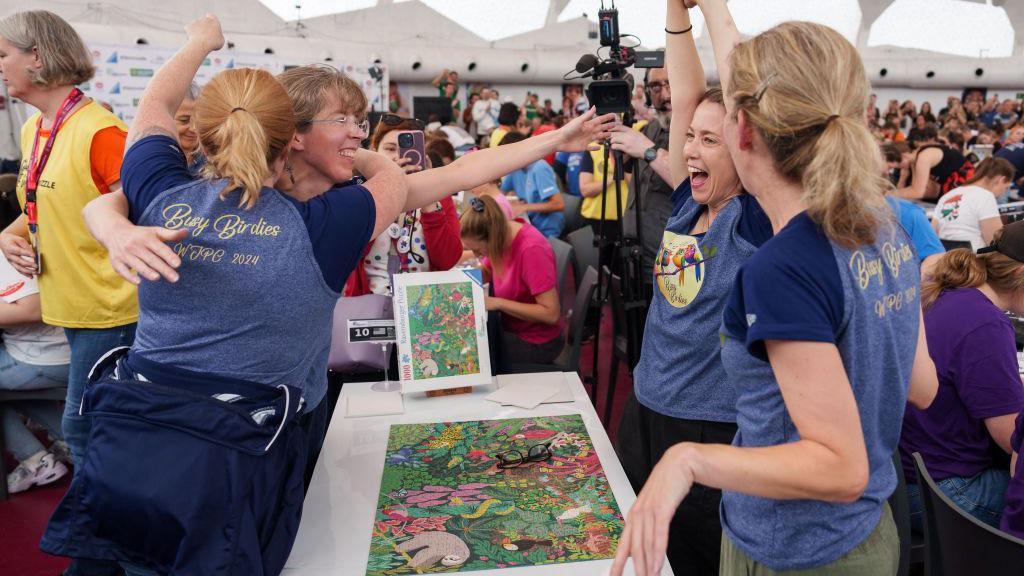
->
[[460, 195, 563, 370], [42, 15, 408, 576], [900, 223, 1024, 533], [612, 2, 938, 575]]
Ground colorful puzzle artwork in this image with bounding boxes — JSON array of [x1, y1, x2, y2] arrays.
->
[[366, 415, 624, 575], [405, 282, 479, 380], [393, 271, 491, 393]]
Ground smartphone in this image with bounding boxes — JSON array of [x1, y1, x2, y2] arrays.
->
[[397, 130, 427, 171]]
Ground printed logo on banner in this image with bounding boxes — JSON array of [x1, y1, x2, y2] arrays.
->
[[226, 59, 235, 69], [120, 54, 147, 62], [202, 58, 211, 66], [130, 68, 154, 77], [109, 82, 121, 95], [105, 68, 127, 77], [106, 52, 118, 64]]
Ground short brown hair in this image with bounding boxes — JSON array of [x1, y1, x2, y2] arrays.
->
[[277, 64, 367, 132], [0, 11, 94, 87]]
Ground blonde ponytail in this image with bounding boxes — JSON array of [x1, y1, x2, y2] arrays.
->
[[728, 21, 889, 248], [194, 68, 295, 209], [804, 116, 891, 247]]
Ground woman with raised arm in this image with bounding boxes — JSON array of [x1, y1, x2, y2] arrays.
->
[[39, 15, 407, 576], [609, 1, 773, 574], [612, 2, 938, 575], [276, 64, 616, 218]]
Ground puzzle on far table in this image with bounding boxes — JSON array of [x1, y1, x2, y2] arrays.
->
[[366, 415, 624, 574]]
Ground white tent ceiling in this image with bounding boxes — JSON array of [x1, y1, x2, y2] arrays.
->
[[4, 0, 1024, 87]]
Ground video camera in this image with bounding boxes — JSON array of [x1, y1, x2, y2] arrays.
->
[[573, 2, 664, 117]]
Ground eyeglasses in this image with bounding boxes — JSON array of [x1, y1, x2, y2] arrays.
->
[[307, 115, 370, 134], [648, 81, 670, 94], [494, 442, 552, 470], [380, 113, 426, 131]]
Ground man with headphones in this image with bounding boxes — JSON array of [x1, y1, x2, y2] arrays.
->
[[608, 60, 675, 314]]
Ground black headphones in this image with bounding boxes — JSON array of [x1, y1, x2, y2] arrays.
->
[[643, 68, 652, 108]]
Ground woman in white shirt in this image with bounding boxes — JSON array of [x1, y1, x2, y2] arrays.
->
[[0, 256, 71, 494], [933, 158, 1015, 250]]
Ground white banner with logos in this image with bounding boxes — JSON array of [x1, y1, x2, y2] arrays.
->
[[83, 44, 388, 125]]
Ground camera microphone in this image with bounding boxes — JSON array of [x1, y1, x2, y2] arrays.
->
[[575, 54, 600, 74]]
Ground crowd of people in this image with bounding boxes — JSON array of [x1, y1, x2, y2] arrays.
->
[[2, 1, 1024, 576]]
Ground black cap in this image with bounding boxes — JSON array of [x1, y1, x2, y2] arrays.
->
[[977, 220, 1024, 262]]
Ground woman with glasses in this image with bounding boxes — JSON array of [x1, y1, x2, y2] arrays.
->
[[47, 15, 409, 575], [342, 115, 463, 297]]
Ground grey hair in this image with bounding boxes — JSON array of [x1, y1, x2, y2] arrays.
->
[[185, 81, 202, 102], [0, 11, 94, 87]]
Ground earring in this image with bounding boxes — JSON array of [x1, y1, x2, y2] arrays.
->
[[285, 161, 296, 185]]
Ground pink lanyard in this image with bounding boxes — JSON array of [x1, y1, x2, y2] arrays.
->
[[24, 88, 85, 233]]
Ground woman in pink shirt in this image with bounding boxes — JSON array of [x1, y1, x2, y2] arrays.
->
[[461, 195, 563, 368]]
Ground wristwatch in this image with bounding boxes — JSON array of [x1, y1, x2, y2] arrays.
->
[[643, 146, 659, 163]]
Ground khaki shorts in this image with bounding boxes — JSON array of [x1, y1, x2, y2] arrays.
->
[[719, 502, 898, 575]]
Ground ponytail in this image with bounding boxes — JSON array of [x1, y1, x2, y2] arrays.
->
[[922, 235, 1024, 309], [804, 116, 890, 248], [194, 68, 295, 209], [920, 249, 987, 309], [460, 195, 510, 267], [206, 109, 270, 209], [728, 21, 889, 248]]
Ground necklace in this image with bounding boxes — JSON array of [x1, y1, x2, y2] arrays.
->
[[696, 194, 742, 234]]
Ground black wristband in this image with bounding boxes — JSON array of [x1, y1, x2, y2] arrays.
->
[[665, 24, 694, 35]]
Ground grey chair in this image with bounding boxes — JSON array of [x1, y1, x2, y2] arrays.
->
[[913, 451, 1024, 576], [547, 237, 573, 301], [561, 193, 584, 237], [889, 451, 924, 576], [566, 226, 599, 289], [501, 267, 600, 386], [0, 387, 67, 500]]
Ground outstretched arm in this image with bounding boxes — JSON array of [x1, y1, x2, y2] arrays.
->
[[402, 108, 617, 211], [128, 15, 224, 149]]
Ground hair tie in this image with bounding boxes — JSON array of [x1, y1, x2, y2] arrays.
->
[[827, 114, 841, 124], [469, 197, 485, 213], [231, 107, 247, 114]]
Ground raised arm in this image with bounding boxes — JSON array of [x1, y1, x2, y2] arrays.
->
[[402, 108, 616, 211], [431, 68, 447, 88], [353, 149, 410, 240], [667, 0, 707, 188], [127, 15, 224, 148], [697, 0, 741, 112]]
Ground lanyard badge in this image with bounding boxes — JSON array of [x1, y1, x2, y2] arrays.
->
[[24, 88, 84, 275]]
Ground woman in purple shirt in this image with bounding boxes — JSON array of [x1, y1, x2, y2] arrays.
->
[[1002, 411, 1024, 538], [901, 223, 1024, 530]]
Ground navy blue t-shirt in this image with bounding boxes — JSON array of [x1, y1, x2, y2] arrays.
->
[[721, 210, 920, 569], [121, 135, 375, 292]]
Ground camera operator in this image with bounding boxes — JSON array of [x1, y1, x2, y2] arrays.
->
[[608, 59, 676, 303]]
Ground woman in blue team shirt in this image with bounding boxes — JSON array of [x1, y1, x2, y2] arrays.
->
[[610, 2, 771, 574], [40, 15, 408, 575], [612, 2, 938, 575]]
